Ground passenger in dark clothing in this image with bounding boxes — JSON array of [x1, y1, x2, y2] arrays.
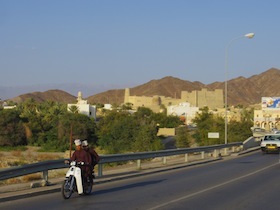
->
[[82, 140, 100, 178]]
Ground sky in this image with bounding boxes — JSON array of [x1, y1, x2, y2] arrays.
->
[[0, 0, 280, 99]]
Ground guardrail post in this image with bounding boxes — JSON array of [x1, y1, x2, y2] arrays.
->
[[224, 148, 228, 156], [98, 164, 103, 177], [213, 149, 218, 158], [163, 157, 167, 165], [185, 153, 188, 162], [137, 159, 141, 170], [42, 170, 48, 182], [201, 151, 205, 159]]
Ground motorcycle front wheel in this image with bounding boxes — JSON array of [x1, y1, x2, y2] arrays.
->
[[61, 176, 74, 199]]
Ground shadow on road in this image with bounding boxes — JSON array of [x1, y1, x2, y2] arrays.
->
[[93, 179, 167, 195]]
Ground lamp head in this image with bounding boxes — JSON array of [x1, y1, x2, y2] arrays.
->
[[244, 33, 255, 39]]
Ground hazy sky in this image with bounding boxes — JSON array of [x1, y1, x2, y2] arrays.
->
[[0, 0, 279, 93]]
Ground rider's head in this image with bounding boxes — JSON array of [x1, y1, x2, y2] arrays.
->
[[74, 139, 82, 150], [82, 140, 89, 150]]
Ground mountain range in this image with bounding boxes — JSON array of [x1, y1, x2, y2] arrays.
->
[[4, 67, 280, 107]]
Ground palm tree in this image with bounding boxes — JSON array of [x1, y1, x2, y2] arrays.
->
[[68, 105, 79, 114]]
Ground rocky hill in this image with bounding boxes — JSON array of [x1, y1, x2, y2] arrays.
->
[[8, 89, 77, 104], [207, 67, 280, 106], [86, 77, 207, 105], [88, 67, 280, 106], [6, 67, 280, 107]]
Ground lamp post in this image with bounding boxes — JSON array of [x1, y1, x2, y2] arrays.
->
[[224, 33, 254, 145]]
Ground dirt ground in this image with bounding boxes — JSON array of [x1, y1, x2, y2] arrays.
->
[[0, 146, 67, 185], [0, 147, 66, 167]]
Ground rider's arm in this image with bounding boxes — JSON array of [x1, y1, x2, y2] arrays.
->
[[70, 151, 77, 161], [83, 150, 91, 165], [89, 148, 100, 163]]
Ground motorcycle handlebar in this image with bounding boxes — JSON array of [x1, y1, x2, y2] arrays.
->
[[64, 160, 90, 166]]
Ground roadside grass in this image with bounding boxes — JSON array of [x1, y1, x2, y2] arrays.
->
[[0, 146, 67, 185], [0, 146, 27, 152]]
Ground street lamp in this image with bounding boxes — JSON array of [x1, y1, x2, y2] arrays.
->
[[224, 33, 255, 145]]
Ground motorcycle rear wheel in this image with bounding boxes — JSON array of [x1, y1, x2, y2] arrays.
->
[[83, 180, 93, 195], [61, 176, 74, 199]]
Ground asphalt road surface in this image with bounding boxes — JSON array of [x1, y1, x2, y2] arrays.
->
[[1, 151, 280, 210]]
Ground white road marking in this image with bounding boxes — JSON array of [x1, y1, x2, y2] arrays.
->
[[148, 162, 279, 210]]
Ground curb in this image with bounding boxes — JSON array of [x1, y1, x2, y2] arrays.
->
[[0, 186, 61, 202], [231, 146, 260, 156]]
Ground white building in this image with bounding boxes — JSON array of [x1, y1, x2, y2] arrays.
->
[[104, 104, 113, 110], [67, 92, 96, 120], [2, 102, 16, 109], [167, 102, 199, 125]]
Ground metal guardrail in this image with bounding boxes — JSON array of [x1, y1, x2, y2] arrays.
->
[[0, 142, 242, 182]]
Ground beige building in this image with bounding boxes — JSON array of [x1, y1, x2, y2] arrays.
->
[[123, 88, 246, 126], [181, 89, 224, 109], [254, 110, 280, 131], [215, 107, 242, 123], [124, 88, 224, 112], [254, 97, 280, 131], [253, 97, 280, 131]]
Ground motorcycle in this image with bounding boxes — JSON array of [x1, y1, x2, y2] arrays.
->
[[61, 161, 93, 199]]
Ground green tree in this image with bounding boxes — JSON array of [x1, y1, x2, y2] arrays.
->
[[0, 100, 97, 151], [159, 115, 183, 128], [132, 116, 163, 152], [97, 111, 136, 153], [192, 107, 213, 145], [175, 126, 191, 148], [0, 109, 27, 146], [133, 108, 164, 151], [97, 109, 164, 154], [121, 102, 133, 111], [17, 99, 67, 147], [68, 105, 79, 114], [227, 108, 253, 142], [150, 112, 182, 129], [55, 112, 97, 151], [134, 107, 154, 118], [192, 107, 253, 145], [17, 98, 41, 145], [192, 107, 224, 145]]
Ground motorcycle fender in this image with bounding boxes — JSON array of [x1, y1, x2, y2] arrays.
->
[[74, 167, 83, 194], [65, 166, 75, 177]]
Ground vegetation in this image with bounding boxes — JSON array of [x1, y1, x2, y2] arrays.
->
[[192, 107, 253, 146], [96, 107, 174, 153], [1, 100, 97, 152], [0, 100, 253, 154], [0, 109, 27, 147], [175, 126, 191, 148]]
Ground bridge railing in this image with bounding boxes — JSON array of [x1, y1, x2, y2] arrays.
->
[[0, 142, 242, 182]]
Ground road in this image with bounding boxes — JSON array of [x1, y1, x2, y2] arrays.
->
[[1, 151, 280, 210]]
